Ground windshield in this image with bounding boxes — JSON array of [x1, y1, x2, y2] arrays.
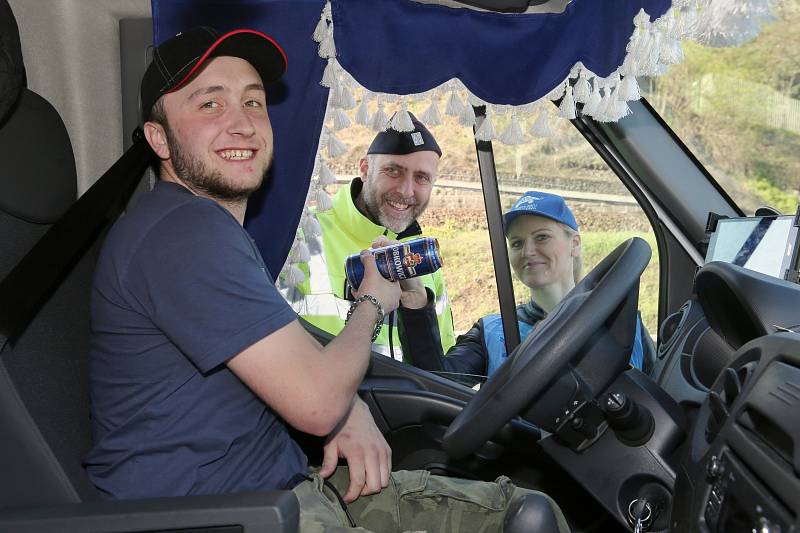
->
[[642, 1, 800, 216], [491, 117, 659, 337]]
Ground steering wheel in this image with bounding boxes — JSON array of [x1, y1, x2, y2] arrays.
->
[[443, 237, 652, 459]]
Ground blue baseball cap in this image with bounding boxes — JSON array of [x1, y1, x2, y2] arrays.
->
[[503, 191, 578, 233]]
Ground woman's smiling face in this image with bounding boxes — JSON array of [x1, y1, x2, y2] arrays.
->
[[506, 214, 580, 291]]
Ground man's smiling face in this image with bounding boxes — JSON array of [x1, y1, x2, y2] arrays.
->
[[358, 151, 440, 233], [153, 56, 273, 201]]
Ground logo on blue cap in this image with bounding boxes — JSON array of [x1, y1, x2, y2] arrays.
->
[[513, 195, 543, 209], [503, 191, 578, 232]]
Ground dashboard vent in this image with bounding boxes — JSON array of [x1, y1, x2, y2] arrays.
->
[[706, 362, 757, 443], [736, 361, 800, 473], [658, 302, 690, 359], [692, 328, 737, 389]]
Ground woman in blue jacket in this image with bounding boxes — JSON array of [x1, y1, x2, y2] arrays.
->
[[398, 191, 652, 386]]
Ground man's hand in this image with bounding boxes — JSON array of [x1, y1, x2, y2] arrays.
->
[[353, 250, 401, 315], [320, 397, 391, 503]]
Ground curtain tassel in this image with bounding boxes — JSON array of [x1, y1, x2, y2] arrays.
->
[[326, 130, 348, 158], [390, 104, 415, 132], [445, 90, 465, 117], [420, 96, 443, 126], [529, 106, 554, 138], [499, 113, 527, 144], [355, 97, 371, 126], [370, 103, 389, 132], [284, 264, 306, 286], [618, 75, 641, 101], [558, 84, 576, 119], [474, 111, 497, 142], [458, 102, 476, 127], [317, 160, 336, 186], [315, 187, 334, 212], [331, 107, 351, 131]]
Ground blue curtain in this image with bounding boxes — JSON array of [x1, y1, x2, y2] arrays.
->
[[334, 0, 670, 105], [152, 0, 671, 274]]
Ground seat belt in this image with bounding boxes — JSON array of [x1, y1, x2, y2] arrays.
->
[[0, 129, 152, 350]]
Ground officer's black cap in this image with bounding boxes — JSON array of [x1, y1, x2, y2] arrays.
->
[[367, 113, 441, 157]]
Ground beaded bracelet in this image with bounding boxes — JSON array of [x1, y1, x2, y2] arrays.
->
[[345, 294, 384, 342]]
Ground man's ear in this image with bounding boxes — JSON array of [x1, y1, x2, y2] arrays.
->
[[358, 157, 369, 180], [143, 121, 170, 160]]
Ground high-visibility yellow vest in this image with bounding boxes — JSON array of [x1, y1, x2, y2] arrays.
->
[[280, 180, 455, 361]]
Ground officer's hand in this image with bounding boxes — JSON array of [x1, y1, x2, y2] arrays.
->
[[371, 235, 392, 249], [320, 397, 391, 502], [369, 237, 427, 309], [398, 277, 427, 309], [353, 250, 400, 315]]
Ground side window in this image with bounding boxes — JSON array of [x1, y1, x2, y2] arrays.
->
[[640, 4, 798, 216], [491, 117, 660, 338]]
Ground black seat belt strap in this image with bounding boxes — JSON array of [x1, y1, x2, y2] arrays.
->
[[0, 129, 152, 350]]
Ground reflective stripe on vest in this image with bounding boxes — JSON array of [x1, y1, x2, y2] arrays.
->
[[285, 291, 350, 321], [308, 241, 334, 294]]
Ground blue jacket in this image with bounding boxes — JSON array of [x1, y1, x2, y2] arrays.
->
[[399, 296, 650, 387]]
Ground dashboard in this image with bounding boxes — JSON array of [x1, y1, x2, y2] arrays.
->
[[662, 262, 800, 532], [672, 332, 800, 532]]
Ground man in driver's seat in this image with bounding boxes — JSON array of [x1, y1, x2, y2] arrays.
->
[[84, 26, 569, 532]]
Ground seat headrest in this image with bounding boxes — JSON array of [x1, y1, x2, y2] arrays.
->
[[0, 0, 25, 124], [0, 0, 75, 223], [0, 90, 76, 223]]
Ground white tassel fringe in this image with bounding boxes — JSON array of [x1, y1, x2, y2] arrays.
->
[[529, 107, 554, 138], [390, 105, 415, 132], [315, 187, 333, 211], [284, 264, 305, 286], [499, 113, 526, 145], [474, 112, 497, 142]]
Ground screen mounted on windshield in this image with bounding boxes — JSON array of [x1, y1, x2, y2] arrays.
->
[[706, 215, 800, 281]]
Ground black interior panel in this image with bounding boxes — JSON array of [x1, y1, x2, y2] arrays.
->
[[671, 333, 800, 532], [655, 298, 736, 406], [695, 262, 800, 349]]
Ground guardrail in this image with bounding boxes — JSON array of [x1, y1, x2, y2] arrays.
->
[[329, 176, 638, 206]]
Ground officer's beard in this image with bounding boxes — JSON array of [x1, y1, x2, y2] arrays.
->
[[360, 177, 428, 234]]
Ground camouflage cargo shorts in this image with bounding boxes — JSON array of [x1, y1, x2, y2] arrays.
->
[[292, 467, 570, 532]]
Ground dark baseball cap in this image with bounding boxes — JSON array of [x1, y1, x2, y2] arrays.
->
[[140, 26, 287, 122], [367, 112, 441, 157], [504, 191, 578, 233]]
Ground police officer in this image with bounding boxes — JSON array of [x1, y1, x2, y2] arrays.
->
[[282, 114, 455, 361]]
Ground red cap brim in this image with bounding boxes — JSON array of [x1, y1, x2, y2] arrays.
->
[[167, 28, 287, 94]]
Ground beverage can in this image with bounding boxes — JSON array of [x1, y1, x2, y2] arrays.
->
[[345, 237, 443, 290]]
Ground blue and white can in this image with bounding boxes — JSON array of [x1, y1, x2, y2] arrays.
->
[[345, 237, 443, 290]]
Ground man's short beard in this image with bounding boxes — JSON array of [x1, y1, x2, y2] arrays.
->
[[361, 173, 428, 234], [163, 123, 270, 202]]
